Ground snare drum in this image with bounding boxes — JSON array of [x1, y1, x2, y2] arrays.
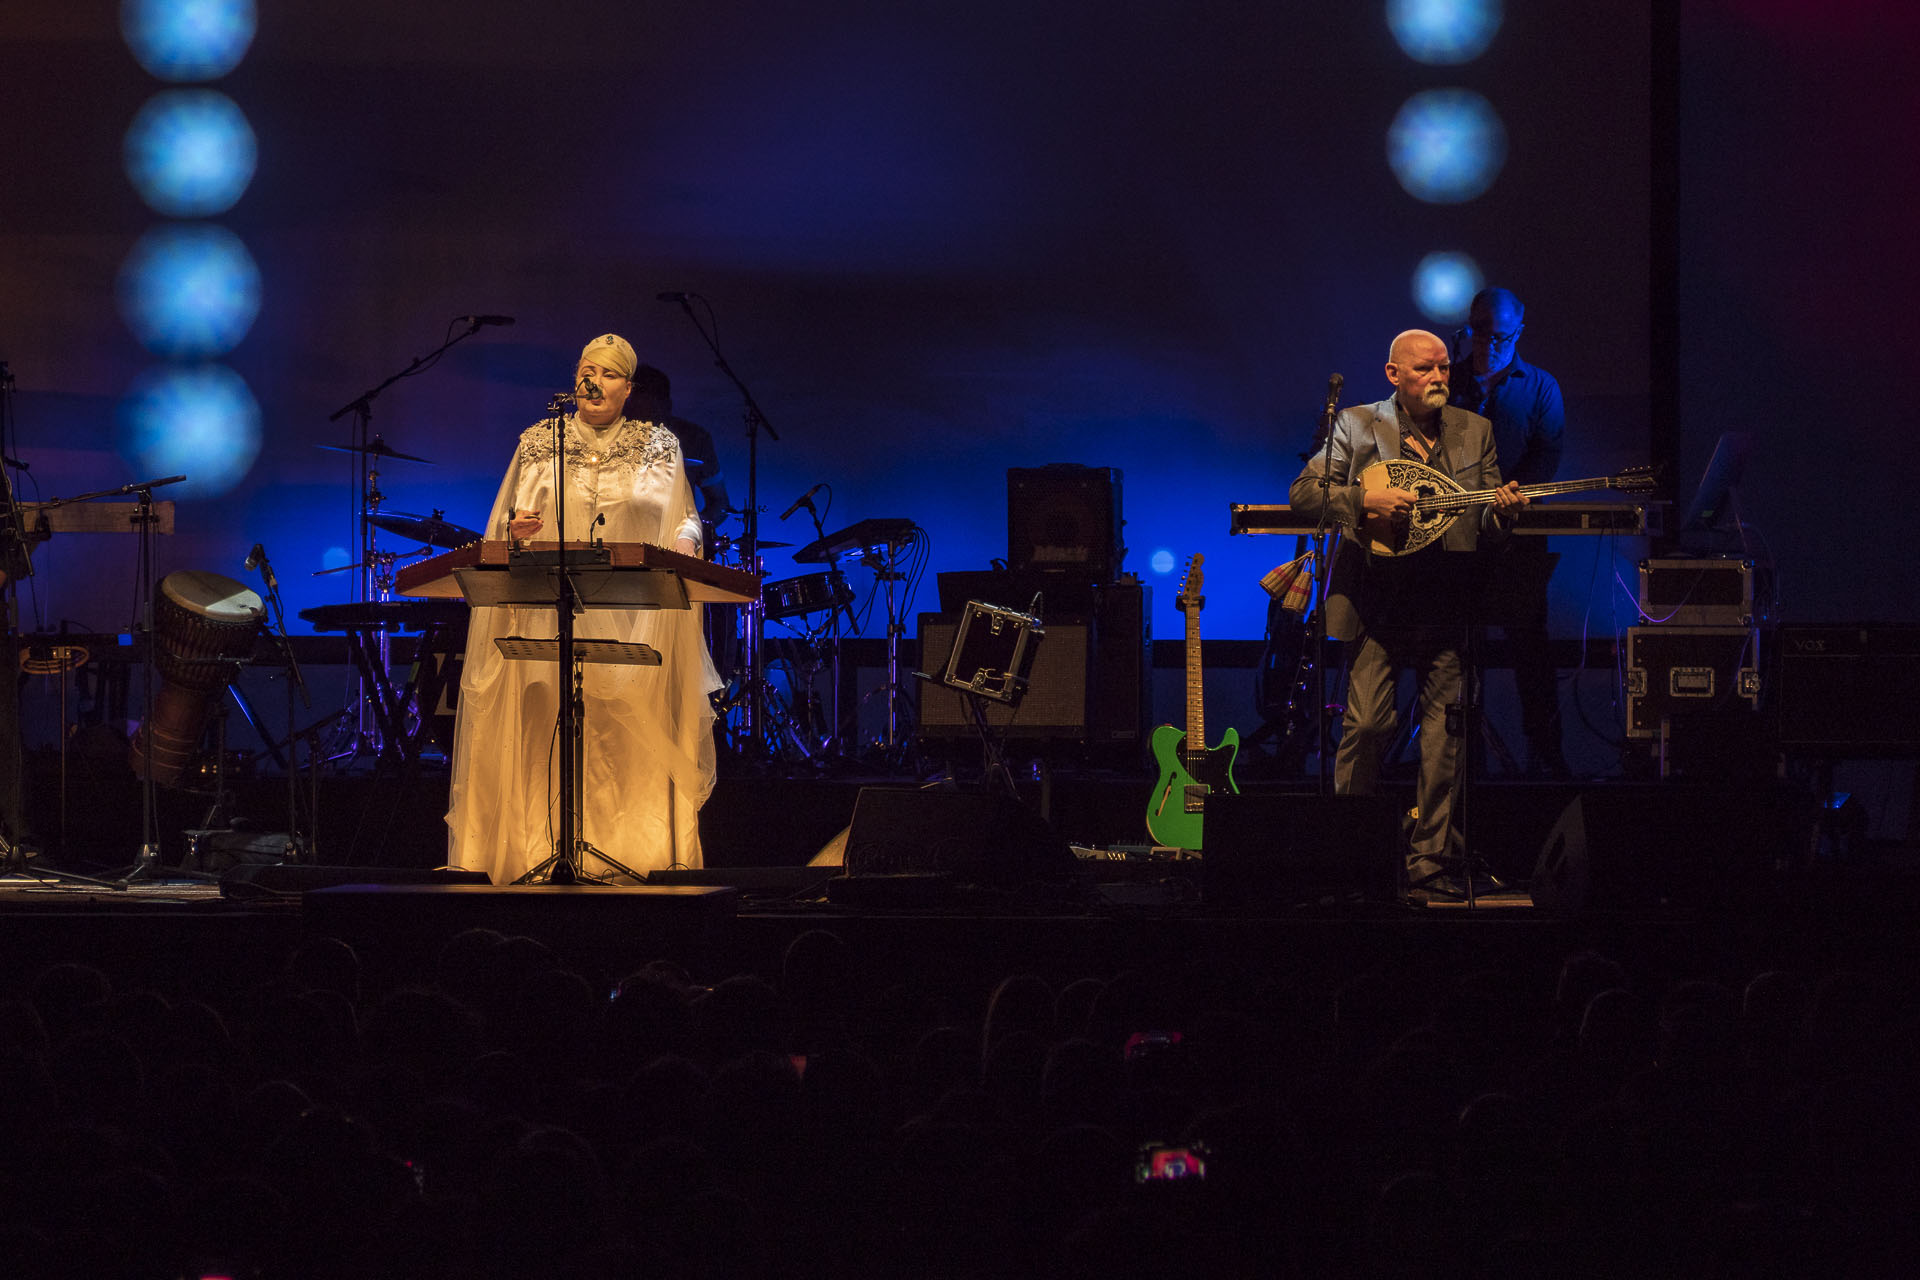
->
[[131, 570, 264, 786], [762, 570, 853, 621]]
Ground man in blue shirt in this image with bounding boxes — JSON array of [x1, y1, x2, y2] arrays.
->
[[1450, 288, 1569, 778]]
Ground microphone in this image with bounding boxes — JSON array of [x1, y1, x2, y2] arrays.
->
[[578, 375, 601, 399], [1320, 373, 1344, 420], [2, 454, 26, 471], [779, 483, 824, 521], [244, 542, 277, 590], [462, 314, 515, 327], [655, 292, 695, 303]]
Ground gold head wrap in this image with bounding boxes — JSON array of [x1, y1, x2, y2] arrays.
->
[[578, 333, 637, 380]]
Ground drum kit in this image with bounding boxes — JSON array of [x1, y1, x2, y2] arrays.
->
[[729, 507, 925, 765], [307, 433, 481, 769]]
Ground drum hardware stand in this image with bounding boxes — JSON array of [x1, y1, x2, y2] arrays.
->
[[662, 293, 782, 762], [788, 494, 851, 761], [859, 538, 915, 752]]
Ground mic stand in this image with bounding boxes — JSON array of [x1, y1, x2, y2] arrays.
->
[[664, 295, 781, 762], [511, 392, 643, 887], [107, 474, 216, 885], [1304, 404, 1342, 800], [326, 321, 487, 760], [252, 550, 312, 862]]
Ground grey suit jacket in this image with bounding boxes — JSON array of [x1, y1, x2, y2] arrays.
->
[[1288, 397, 1507, 641]]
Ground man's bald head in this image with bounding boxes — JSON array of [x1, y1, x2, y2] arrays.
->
[[1388, 328, 1446, 365], [1384, 329, 1451, 422]]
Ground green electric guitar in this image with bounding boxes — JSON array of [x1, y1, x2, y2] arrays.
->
[[1146, 554, 1239, 850]]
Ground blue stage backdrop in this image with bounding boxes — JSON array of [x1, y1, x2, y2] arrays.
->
[[4, 1, 1655, 645]]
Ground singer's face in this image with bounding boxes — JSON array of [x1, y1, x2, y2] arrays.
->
[[575, 361, 631, 425], [1386, 333, 1450, 417]]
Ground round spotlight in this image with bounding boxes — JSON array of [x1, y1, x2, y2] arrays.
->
[[120, 364, 262, 496], [125, 89, 257, 217], [118, 223, 261, 358], [1412, 251, 1484, 324], [122, 0, 257, 82], [1150, 549, 1175, 576], [1387, 0, 1503, 66], [1386, 88, 1507, 204]]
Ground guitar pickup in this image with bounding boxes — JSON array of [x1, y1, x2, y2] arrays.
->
[[1183, 783, 1210, 813]]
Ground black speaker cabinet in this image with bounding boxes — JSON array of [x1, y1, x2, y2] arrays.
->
[[1528, 784, 1809, 911], [1008, 464, 1125, 581], [841, 787, 1076, 887], [1201, 792, 1400, 906], [917, 583, 1148, 746], [1775, 624, 1920, 754]]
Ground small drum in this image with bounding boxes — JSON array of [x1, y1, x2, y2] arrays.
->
[[130, 570, 264, 787], [763, 570, 853, 621]]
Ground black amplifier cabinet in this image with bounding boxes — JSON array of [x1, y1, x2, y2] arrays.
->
[[1775, 624, 1920, 754], [1008, 464, 1125, 582], [1624, 625, 1762, 739]]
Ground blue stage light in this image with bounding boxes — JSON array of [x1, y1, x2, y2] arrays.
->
[[125, 89, 256, 217], [1386, 88, 1507, 203], [1150, 548, 1176, 576], [120, 364, 262, 496], [121, 0, 256, 82], [117, 223, 261, 358], [1412, 250, 1484, 323], [1387, 0, 1502, 66]]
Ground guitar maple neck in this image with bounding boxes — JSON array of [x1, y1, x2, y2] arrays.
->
[[1184, 596, 1204, 747]]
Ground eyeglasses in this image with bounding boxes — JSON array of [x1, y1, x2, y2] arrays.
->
[[1460, 324, 1524, 347]]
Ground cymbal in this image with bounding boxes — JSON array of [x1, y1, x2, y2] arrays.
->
[[317, 434, 433, 464], [363, 509, 481, 548], [755, 539, 794, 550], [794, 517, 917, 564]]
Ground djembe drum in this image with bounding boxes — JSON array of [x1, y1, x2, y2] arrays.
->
[[129, 570, 264, 787]]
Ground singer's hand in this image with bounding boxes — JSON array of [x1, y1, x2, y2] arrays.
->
[[508, 509, 543, 539], [1363, 487, 1418, 522], [674, 537, 700, 558]]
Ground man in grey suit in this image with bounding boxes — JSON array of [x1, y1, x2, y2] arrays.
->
[[1290, 329, 1528, 896]]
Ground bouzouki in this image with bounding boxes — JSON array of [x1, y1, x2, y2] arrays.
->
[[1360, 460, 1656, 557], [1146, 554, 1239, 850]]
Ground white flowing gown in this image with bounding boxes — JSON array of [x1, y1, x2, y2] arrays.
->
[[445, 416, 722, 883]]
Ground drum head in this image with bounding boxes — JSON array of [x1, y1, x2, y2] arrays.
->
[[160, 570, 264, 620]]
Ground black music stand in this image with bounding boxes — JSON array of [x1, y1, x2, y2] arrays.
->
[[912, 598, 1044, 801]]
